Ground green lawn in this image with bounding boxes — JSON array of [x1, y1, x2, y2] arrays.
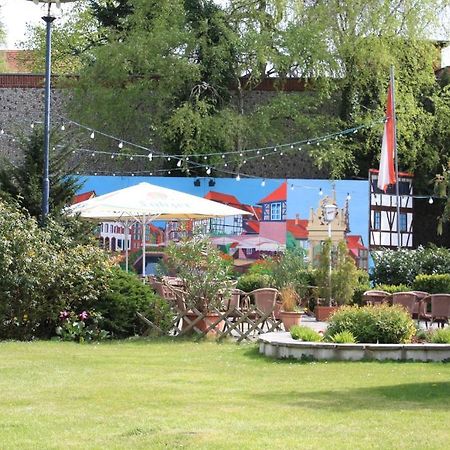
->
[[0, 340, 449, 449]]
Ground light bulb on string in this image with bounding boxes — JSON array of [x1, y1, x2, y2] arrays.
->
[[186, 157, 190, 161], [319, 188, 323, 196], [273, 147, 277, 152], [0, 129, 4, 135], [239, 153, 243, 157], [353, 129, 358, 134], [94, 172, 98, 176], [111, 154, 115, 159], [222, 154, 225, 158], [429, 197, 434, 204], [307, 141, 311, 145], [168, 171, 171, 175], [243, 160, 247, 164], [316, 142, 320, 146], [113, 173, 116, 176], [91, 152, 95, 157], [118, 141, 124, 149], [167, 157, 171, 161], [280, 151, 284, 156], [346, 193, 351, 201], [177, 159, 182, 167], [31, 123, 34, 129], [148, 153, 153, 161], [261, 179, 266, 187], [261, 156, 265, 160], [236, 174, 241, 181], [206, 167, 211, 175], [60, 124, 65, 131], [71, 150, 75, 154], [290, 184, 294, 191], [290, 145, 294, 149], [129, 156, 133, 161], [204, 156, 207, 160], [298, 147, 301, 151], [257, 150, 260, 155], [131, 173, 135, 177], [90, 131, 95, 139], [224, 163, 228, 167]]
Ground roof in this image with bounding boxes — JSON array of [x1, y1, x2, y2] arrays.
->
[[72, 191, 96, 204], [346, 235, 367, 251], [204, 191, 241, 207], [286, 219, 309, 239], [258, 181, 287, 204], [241, 204, 262, 220], [244, 220, 260, 234]]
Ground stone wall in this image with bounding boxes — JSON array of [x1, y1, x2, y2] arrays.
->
[[0, 74, 326, 178]]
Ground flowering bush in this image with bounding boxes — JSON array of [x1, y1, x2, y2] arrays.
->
[[0, 200, 112, 340], [56, 310, 109, 343]]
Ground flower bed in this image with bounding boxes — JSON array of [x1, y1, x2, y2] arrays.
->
[[259, 332, 450, 362]]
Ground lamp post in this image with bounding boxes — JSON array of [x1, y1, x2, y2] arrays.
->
[[323, 203, 337, 305], [27, 0, 76, 224]]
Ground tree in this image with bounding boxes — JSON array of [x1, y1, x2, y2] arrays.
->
[[0, 127, 82, 221]]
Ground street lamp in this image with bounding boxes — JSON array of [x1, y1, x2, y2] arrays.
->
[[27, 0, 77, 223], [322, 203, 337, 305]]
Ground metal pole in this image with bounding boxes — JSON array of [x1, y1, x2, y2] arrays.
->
[[390, 65, 401, 249], [328, 222, 332, 306], [41, 4, 55, 225], [142, 215, 146, 280], [124, 219, 129, 272]]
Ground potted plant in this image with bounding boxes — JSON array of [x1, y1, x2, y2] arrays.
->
[[165, 235, 233, 336], [279, 285, 302, 331], [315, 240, 359, 321]]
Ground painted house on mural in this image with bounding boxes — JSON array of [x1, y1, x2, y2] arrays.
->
[[369, 169, 414, 250]]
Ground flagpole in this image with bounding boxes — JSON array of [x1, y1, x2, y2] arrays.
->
[[390, 65, 401, 250]]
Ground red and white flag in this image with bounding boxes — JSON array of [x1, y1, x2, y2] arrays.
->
[[377, 82, 396, 192]]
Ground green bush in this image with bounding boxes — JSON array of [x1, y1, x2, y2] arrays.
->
[[352, 270, 371, 305], [0, 200, 111, 340], [413, 274, 450, 294], [374, 284, 411, 294], [427, 328, 450, 344], [328, 331, 357, 344], [290, 325, 322, 342], [236, 273, 273, 292], [324, 304, 416, 344], [95, 268, 173, 338]]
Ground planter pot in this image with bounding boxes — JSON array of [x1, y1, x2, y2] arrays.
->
[[182, 312, 225, 337], [279, 311, 302, 331], [315, 305, 339, 322]]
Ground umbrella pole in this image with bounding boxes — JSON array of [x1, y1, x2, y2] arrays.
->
[[124, 219, 129, 272], [142, 214, 146, 281]]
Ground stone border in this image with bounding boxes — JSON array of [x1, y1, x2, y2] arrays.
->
[[259, 332, 450, 362]]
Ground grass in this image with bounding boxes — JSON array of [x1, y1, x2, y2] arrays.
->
[[0, 339, 449, 449]]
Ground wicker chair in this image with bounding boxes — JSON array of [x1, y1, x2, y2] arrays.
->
[[421, 294, 450, 328], [362, 290, 389, 306], [389, 292, 419, 317]]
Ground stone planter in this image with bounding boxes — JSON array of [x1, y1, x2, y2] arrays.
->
[[279, 311, 302, 331], [315, 305, 339, 322]]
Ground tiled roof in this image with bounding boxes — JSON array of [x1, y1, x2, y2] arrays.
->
[[346, 235, 367, 251], [244, 220, 260, 234], [258, 181, 287, 204], [72, 191, 96, 204], [286, 219, 309, 239]]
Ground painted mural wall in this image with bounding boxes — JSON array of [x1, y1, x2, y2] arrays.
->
[[75, 176, 370, 270]]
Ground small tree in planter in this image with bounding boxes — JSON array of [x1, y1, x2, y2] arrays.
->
[[279, 285, 302, 331], [165, 236, 233, 333], [315, 240, 359, 321]]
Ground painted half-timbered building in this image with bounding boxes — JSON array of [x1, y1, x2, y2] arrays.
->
[[369, 169, 414, 250]]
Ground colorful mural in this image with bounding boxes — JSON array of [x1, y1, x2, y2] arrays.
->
[[74, 176, 371, 271]]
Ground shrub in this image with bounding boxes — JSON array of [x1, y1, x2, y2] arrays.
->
[[371, 249, 420, 286], [236, 273, 273, 292], [165, 235, 233, 312], [328, 331, 357, 344], [280, 285, 300, 312], [0, 200, 111, 340], [413, 274, 450, 294], [95, 268, 173, 338], [290, 325, 322, 342], [56, 310, 109, 343], [427, 328, 450, 344], [352, 270, 371, 305], [374, 284, 411, 294], [324, 305, 416, 344], [247, 259, 274, 277]]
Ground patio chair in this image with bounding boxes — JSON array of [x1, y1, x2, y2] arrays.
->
[[409, 291, 429, 320], [362, 290, 389, 306], [389, 292, 419, 317], [250, 288, 280, 331], [421, 294, 450, 328]]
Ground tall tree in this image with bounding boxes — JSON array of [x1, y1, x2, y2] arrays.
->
[[0, 128, 82, 220]]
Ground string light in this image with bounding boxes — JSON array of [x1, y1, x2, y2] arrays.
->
[[319, 188, 323, 196], [236, 174, 241, 181], [290, 184, 294, 191], [30, 123, 34, 129], [60, 124, 65, 131], [90, 131, 95, 139], [111, 154, 115, 159], [0, 129, 4, 135], [118, 141, 124, 149], [429, 197, 434, 204], [346, 193, 351, 201], [148, 153, 153, 161], [206, 167, 211, 175], [177, 159, 182, 167], [261, 179, 266, 187]]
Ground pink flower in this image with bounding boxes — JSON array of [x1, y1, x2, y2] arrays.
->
[[59, 311, 70, 320], [79, 311, 89, 321]]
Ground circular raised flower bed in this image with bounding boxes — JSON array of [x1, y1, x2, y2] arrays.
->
[[259, 332, 450, 362]]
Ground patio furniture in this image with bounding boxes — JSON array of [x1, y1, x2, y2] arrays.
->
[[421, 294, 450, 328], [409, 291, 430, 320], [389, 292, 419, 316], [362, 290, 389, 306], [250, 288, 281, 331]]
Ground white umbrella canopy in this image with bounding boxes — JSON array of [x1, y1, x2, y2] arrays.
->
[[67, 182, 252, 276], [68, 182, 251, 220]]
